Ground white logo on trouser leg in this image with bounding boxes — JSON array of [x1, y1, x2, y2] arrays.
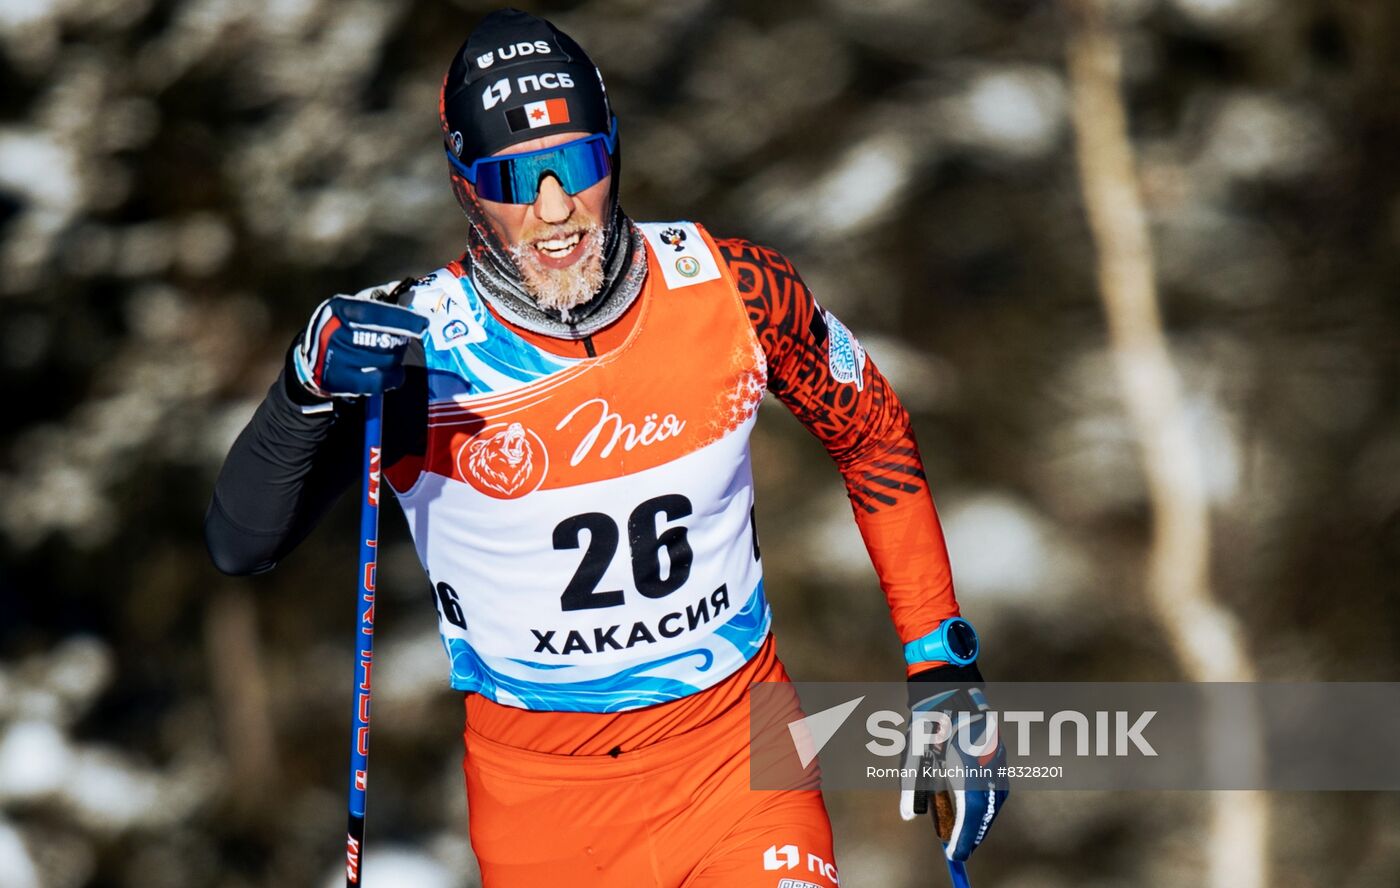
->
[[762, 844, 839, 884], [763, 844, 798, 870]]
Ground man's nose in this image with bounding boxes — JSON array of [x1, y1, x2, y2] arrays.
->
[[534, 175, 572, 224]]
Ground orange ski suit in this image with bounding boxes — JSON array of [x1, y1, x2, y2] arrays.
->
[[393, 229, 962, 886], [463, 637, 838, 887]]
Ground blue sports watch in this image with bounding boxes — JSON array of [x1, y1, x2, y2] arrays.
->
[[903, 617, 979, 666]]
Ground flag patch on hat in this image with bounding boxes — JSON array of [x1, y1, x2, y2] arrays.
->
[[506, 99, 570, 132]]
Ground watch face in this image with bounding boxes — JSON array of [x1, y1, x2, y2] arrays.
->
[[947, 619, 978, 661]]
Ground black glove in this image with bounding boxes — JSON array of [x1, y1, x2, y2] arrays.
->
[[901, 663, 1009, 861]]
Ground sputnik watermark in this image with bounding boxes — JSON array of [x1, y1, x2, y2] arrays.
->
[[861, 709, 1158, 758], [746, 682, 1400, 791], [784, 698, 1157, 767]]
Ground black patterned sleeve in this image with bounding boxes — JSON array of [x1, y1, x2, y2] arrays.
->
[[717, 237, 961, 669]]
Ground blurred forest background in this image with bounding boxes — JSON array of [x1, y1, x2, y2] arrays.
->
[[1, 0, 1397, 885]]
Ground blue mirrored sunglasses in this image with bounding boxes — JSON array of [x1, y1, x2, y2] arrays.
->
[[446, 119, 618, 205]]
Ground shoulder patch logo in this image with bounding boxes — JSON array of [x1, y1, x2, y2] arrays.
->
[[457, 422, 549, 498], [659, 227, 687, 251], [637, 221, 721, 290], [824, 310, 866, 390], [413, 269, 486, 350], [442, 318, 470, 343]]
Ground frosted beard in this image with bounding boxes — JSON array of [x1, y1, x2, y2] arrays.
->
[[508, 220, 607, 321], [449, 169, 645, 338]]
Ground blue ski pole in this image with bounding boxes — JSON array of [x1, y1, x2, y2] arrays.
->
[[947, 859, 972, 888], [345, 393, 384, 886]]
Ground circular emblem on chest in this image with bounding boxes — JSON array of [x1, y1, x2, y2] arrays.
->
[[456, 421, 549, 498], [675, 256, 700, 278]]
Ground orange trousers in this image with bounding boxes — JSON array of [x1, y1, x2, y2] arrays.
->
[[462, 683, 838, 887]]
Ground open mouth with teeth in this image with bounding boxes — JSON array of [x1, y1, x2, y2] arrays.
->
[[530, 230, 588, 268]]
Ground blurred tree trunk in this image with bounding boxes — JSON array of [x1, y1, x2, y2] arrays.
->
[[205, 585, 278, 819], [1062, 2, 1268, 887]]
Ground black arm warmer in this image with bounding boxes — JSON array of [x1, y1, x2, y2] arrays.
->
[[204, 343, 426, 576]]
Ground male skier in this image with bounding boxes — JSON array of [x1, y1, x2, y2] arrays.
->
[[206, 9, 1006, 885]]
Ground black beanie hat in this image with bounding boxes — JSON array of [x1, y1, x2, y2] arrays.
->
[[440, 9, 612, 163]]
